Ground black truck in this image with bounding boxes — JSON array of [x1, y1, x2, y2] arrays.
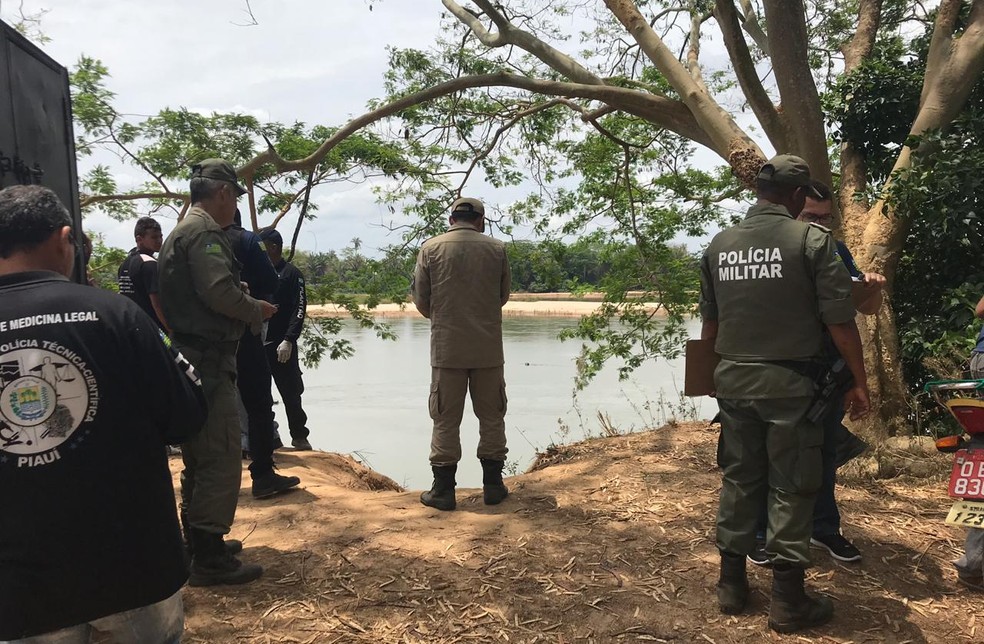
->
[[0, 19, 85, 282]]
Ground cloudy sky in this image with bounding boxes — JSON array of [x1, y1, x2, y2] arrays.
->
[[3, 0, 463, 252]]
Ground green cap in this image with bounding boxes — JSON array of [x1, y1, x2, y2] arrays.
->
[[450, 197, 485, 217], [190, 158, 247, 196], [756, 154, 823, 199]]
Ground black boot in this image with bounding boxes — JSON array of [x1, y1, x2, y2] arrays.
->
[[768, 564, 834, 633], [480, 459, 509, 505], [718, 551, 750, 614], [188, 529, 263, 587], [420, 465, 457, 511], [181, 509, 242, 556]]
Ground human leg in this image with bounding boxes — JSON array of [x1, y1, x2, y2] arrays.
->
[[88, 591, 184, 644], [763, 397, 822, 567], [422, 368, 468, 510], [1, 593, 183, 644], [715, 398, 769, 614], [811, 404, 861, 562], [955, 528, 984, 588], [267, 345, 309, 444], [238, 333, 276, 477], [762, 397, 832, 633], [469, 366, 509, 504]]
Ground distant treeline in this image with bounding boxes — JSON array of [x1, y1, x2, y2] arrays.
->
[[290, 238, 693, 296]]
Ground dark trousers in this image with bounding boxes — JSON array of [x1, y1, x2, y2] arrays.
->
[[237, 331, 276, 478], [717, 396, 822, 567], [754, 401, 844, 538], [265, 343, 309, 441]]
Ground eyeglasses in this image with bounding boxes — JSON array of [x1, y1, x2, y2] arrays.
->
[[801, 213, 833, 225]]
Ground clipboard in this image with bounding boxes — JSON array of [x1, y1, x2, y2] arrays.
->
[[684, 338, 720, 397]]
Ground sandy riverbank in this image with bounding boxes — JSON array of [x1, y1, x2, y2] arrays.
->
[[308, 293, 665, 318]]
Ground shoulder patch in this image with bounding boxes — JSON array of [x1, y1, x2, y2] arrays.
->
[[204, 242, 224, 255]]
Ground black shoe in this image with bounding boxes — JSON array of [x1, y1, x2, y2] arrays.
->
[[252, 471, 301, 499], [834, 430, 869, 468], [718, 551, 749, 615], [421, 465, 457, 511], [189, 552, 263, 586], [188, 529, 262, 586], [291, 437, 312, 451], [748, 537, 772, 567], [480, 459, 509, 505], [811, 533, 862, 563], [768, 564, 834, 633]]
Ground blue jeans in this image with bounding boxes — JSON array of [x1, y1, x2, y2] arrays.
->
[[2, 591, 183, 644]]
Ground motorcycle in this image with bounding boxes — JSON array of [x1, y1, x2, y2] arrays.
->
[[925, 380, 984, 528]]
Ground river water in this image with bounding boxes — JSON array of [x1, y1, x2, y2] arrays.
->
[[276, 316, 708, 489]]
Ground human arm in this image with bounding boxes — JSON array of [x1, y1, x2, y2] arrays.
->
[[975, 294, 984, 319], [129, 310, 207, 444], [246, 233, 280, 298], [852, 273, 886, 315], [148, 293, 170, 335], [814, 234, 870, 419], [411, 247, 431, 318], [187, 231, 275, 323], [500, 248, 511, 307], [284, 266, 307, 344], [141, 261, 170, 333], [826, 320, 870, 420]]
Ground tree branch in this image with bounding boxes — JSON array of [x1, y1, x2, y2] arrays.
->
[[445, 0, 605, 85], [737, 0, 770, 55], [603, 0, 763, 181], [713, 0, 789, 151], [80, 191, 186, 207], [843, 0, 883, 73], [239, 71, 720, 180], [761, 0, 831, 185]]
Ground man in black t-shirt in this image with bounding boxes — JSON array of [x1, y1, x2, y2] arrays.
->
[[118, 216, 168, 332], [0, 186, 207, 642]]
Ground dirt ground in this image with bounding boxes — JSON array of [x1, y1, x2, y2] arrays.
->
[[173, 423, 984, 643]]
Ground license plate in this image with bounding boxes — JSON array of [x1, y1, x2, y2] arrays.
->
[[948, 450, 984, 498], [945, 500, 984, 527]]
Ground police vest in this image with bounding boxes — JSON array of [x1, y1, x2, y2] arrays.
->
[[707, 212, 825, 361]]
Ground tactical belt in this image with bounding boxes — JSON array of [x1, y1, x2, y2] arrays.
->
[[766, 360, 826, 382]]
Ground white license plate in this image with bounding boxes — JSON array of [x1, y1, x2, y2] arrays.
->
[[945, 499, 984, 527]]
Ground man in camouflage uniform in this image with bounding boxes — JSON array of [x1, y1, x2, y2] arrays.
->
[[159, 159, 277, 586], [412, 197, 511, 511], [699, 155, 870, 633]]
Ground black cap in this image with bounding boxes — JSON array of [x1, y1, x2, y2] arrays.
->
[[258, 228, 283, 246]]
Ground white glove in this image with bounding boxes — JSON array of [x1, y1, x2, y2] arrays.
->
[[276, 340, 292, 363]]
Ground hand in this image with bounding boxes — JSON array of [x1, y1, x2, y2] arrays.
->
[[241, 281, 251, 294], [277, 340, 292, 363], [861, 272, 886, 290], [260, 301, 278, 320], [844, 385, 871, 421]]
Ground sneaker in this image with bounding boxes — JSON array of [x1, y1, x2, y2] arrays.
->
[[291, 437, 312, 451], [748, 538, 772, 566], [834, 431, 869, 469], [811, 533, 862, 562], [251, 471, 301, 499]]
